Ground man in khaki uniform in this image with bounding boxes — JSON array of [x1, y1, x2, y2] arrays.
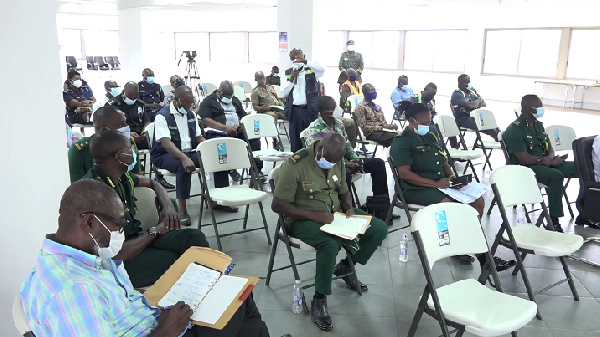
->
[[272, 133, 387, 332], [251, 71, 287, 149]]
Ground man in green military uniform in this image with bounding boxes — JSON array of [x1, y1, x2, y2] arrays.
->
[[68, 106, 141, 183], [503, 94, 578, 232], [265, 66, 281, 86], [337, 40, 364, 85], [84, 130, 209, 287], [251, 70, 287, 149], [272, 133, 387, 332]]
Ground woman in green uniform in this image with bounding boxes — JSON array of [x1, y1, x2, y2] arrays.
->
[[390, 103, 484, 216]]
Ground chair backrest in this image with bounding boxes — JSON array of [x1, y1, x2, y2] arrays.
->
[[514, 106, 521, 118], [94, 56, 106, 66], [434, 114, 460, 138], [497, 131, 511, 165], [13, 295, 32, 336], [490, 165, 544, 207], [197, 137, 251, 173], [347, 94, 364, 113], [66, 56, 77, 67], [545, 125, 576, 152], [240, 114, 278, 140], [573, 136, 596, 184], [470, 108, 498, 131], [134, 187, 159, 231], [233, 81, 253, 93], [145, 122, 155, 147], [200, 83, 218, 95], [161, 85, 174, 94], [268, 163, 283, 190], [233, 86, 247, 103], [411, 203, 488, 270]]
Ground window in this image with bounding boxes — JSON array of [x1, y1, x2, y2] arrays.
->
[[249, 32, 278, 64], [60, 29, 82, 58], [82, 30, 119, 56], [348, 31, 372, 68], [567, 29, 600, 80], [483, 29, 561, 77], [209, 32, 245, 63], [404, 30, 467, 72], [174, 32, 209, 63], [371, 31, 400, 69]]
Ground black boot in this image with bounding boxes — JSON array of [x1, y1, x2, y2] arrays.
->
[[311, 296, 332, 331], [333, 259, 368, 292], [550, 216, 564, 233]]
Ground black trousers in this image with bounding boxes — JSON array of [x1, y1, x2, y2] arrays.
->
[[449, 116, 498, 148], [345, 158, 389, 196], [183, 294, 269, 337], [289, 105, 318, 152], [365, 131, 396, 148]]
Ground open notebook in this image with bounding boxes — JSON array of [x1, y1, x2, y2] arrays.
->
[[319, 212, 372, 240], [157, 263, 247, 325]]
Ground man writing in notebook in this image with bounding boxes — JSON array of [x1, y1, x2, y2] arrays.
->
[[272, 133, 388, 332], [20, 179, 270, 337]]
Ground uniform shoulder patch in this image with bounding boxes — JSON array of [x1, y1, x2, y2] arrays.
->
[[288, 149, 309, 164], [74, 139, 90, 151]]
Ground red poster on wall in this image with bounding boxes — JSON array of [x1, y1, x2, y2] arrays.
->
[[279, 32, 288, 52]]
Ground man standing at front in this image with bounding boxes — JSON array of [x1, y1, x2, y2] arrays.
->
[[272, 133, 387, 332], [282, 48, 325, 152], [139, 68, 165, 122]]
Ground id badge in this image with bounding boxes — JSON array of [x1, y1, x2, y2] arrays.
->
[[435, 210, 450, 246], [479, 111, 484, 127], [254, 120, 260, 136], [553, 128, 561, 146], [217, 142, 227, 164]]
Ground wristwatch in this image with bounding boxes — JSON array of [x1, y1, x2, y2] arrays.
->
[[147, 226, 161, 240]]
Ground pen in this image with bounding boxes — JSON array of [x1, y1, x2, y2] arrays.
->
[[161, 306, 171, 311], [325, 203, 331, 213]]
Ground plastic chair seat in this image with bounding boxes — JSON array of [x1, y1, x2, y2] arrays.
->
[[351, 173, 364, 183], [407, 204, 426, 210], [459, 127, 475, 132], [426, 279, 538, 337], [448, 148, 484, 160], [502, 223, 584, 257], [482, 140, 502, 149], [209, 185, 268, 206], [252, 149, 291, 162]]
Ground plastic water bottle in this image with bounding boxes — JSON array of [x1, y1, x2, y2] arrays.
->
[[517, 206, 527, 225], [399, 234, 408, 262], [483, 169, 491, 184], [292, 280, 303, 314]]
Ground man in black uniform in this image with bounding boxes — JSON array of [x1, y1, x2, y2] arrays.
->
[[138, 68, 165, 122]]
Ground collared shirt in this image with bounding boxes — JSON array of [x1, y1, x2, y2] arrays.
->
[[450, 87, 481, 119], [282, 60, 325, 105], [265, 75, 280, 86], [303, 116, 358, 161], [63, 84, 94, 116], [251, 85, 283, 109], [155, 102, 201, 152], [108, 94, 149, 134], [20, 237, 159, 336], [593, 135, 600, 182], [503, 114, 550, 165], [138, 80, 165, 110], [409, 91, 436, 115], [274, 142, 348, 225], [391, 86, 415, 108], [221, 102, 240, 127], [354, 100, 387, 137]]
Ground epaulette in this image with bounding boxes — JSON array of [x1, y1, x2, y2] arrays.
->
[[288, 149, 309, 164], [513, 121, 521, 126], [73, 139, 90, 151]]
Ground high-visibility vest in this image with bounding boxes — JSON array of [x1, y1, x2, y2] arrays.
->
[[341, 80, 362, 96], [416, 91, 435, 112]]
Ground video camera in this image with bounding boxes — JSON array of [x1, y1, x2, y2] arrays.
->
[[177, 51, 197, 66]]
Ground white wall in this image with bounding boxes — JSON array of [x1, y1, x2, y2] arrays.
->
[[0, 1, 69, 336]]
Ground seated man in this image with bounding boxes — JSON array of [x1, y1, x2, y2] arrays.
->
[[251, 71, 287, 149], [409, 82, 442, 143], [265, 66, 281, 86], [503, 94, 578, 232], [200, 80, 263, 188], [391, 103, 515, 270], [303, 96, 399, 223], [152, 86, 209, 224], [390, 75, 414, 115], [108, 81, 150, 150], [68, 106, 141, 183], [354, 83, 398, 148], [93, 80, 120, 112], [20, 179, 269, 337], [64, 70, 96, 124], [272, 133, 388, 332], [138, 68, 165, 122], [339, 68, 362, 110], [164, 75, 199, 113], [84, 130, 209, 287], [449, 74, 497, 148]]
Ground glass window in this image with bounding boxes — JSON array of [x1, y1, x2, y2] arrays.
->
[[174, 32, 210, 63], [249, 32, 278, 64], [60, 29, 82, 58], [326, 31, 346, 67], [348, 31, 372, 68], [371, 31, 399, 69], [483, 30, 520, 75], [209, 32, 245, 63], [83, 30, 119, 56], [404, 31, 435, 71], [432, 30, 467, 72], [567, 29, 600, 80]]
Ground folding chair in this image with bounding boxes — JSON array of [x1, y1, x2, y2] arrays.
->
[[488, 165, 584, 320], [233, 86, 249, 109], [196, 138, 272, 251], [351, 108, 379, 158], [470, 108, 502, 171], [513, 106, 521, 118], [408, 203, 537, 337], [13, 295, 35, 337], [545, 125, 577, 218], [198, 82, 217, 98], [392, 100, 408, 128], [385, 148, 425, 234], [434, 114, 484, 182], [449, 101, 476, 149], [265, 164, 363, 304], [134, 187, 160, 231]]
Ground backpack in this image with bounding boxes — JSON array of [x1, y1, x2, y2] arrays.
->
[[360, 195, 391, 223]]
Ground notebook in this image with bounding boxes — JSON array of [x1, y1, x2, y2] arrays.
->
[[319, 212, 372, 240]]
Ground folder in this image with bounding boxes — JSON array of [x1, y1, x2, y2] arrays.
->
[[319, 212, 372, 240]]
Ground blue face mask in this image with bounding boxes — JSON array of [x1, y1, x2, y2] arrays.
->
[[273, 73, 279, 77], [401, 85, 409, 91], [467, 83, 473, 90], [365, 91, 377, 100], [315, 148, 335, 169], [124, 97, 135, 105], [412, 119, 429, 136], [146, 76, 155, 84], [116, 125, 131, 139], [533, 107, 545, 118], [119, 151, 137, 172], [178, 106, 187, 115], [221, 96, 232, 104], [110, 87, 121, 97], [349, 74, 357, 81]]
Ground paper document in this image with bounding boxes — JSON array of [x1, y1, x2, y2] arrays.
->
[[439, 182, 488, 204], [158, 263, 247, 325], [320, 213, 371, 240]]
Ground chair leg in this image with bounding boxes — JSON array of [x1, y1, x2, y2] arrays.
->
[[407, 290, 427, 337], [265, 227, 281, 285], [208, 203, 223, 251], [487, 196, 497, 215], [257, 202, 273, 245], [513, 251, 542, 320], [558, 256, 579, 301], [242, 204, 250, 230], [563, 191, 575, 218]]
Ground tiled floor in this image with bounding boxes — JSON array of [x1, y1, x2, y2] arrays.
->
[[158, 99, 600, 337]]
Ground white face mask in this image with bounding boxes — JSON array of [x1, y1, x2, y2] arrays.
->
[[347, 45, 355, 52], [89, 215, 125, 260], [72, 80, 83, 88]]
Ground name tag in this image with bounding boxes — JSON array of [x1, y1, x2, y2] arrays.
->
[[168, 126, 178, 130], [332, 175, 338, 182]]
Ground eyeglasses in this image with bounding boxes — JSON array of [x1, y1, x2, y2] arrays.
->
[[81, 212, 127, 234]]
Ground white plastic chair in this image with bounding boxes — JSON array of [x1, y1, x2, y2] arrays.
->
[[489, 165, 584, 320], [545, 125, 577, 217], [134, 187, 160, 231], [13, 295, 34, 336], [470, 108, 502, 170], [233, 80, 253, 94], [196, 138, 272, 250], [233, 86, 247, 106], [271, 84, 283, 98], [199, 82, 217, 97], [240, 114, 289, 163], [347, 94, 363, 114], [408, 203, 537, 337]]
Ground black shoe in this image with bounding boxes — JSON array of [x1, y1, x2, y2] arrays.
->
[[333, 260, 368, 292], [575, 215, 600, 229], [229, 170, 242, 182], [311, 296, 332, 332], [212, 204, 238, 213], [392, 213, 401, 220], [550, 216, 564, 233], [179, 211, 191, 226], [272, 138, 280, 151], [157, 175, 175, 189], [492, 256, 517, 272], [453, 254, 475, 263]]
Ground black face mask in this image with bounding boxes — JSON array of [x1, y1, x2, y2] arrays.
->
[[174, 79, 185, 87]]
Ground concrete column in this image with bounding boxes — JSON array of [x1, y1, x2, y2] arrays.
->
[[0, 0, 69, 335], [118, 7, 145, 82]]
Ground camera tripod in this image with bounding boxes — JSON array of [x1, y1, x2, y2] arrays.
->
[[177, 51, 204, 98]]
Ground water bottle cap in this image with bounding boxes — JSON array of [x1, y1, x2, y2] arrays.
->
[[402, 234, 408, 239], [294, 280, 300, 284]]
